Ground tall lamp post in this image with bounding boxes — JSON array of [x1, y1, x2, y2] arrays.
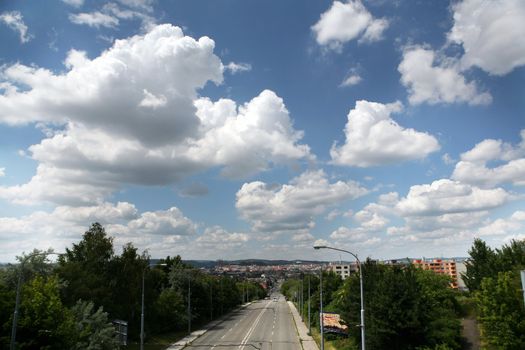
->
[[319, 265, 324, 350], [11, 251, 63, 350], [314, 244, 366, 350], [307, 275, 311, 335], [141, 262, 167, 350], [187, 275, 191, 334]]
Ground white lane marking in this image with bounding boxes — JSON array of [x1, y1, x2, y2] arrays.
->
[[238, 301, 270, 349]]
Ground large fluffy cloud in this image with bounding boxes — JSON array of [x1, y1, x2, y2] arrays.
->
[[236, 170, 368, 235], [0, 202, 198, 261], [192, 90, 312, 178], [195, 226, 249, 250], [448, 0, 525, 76], [0, 25, 312, 205], [0, 24, 222, 145], [395, 179, 509, 216], [311, 0, 388, 50], [330, 100, 440, 167], [452, 130, 525, 188], [478, 211, 525, 236], [398, 47, 492, 106]]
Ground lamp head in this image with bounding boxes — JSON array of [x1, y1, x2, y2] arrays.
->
[[313, 245, 326, 250]]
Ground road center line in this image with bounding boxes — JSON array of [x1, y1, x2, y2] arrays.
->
[[238, 301, 270, 349]]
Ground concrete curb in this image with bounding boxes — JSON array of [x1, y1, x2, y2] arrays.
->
[[165, 302, 253, 350], [288, 301, 319, 350]]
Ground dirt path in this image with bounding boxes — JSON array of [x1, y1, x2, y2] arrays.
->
[[461, 317, 481, 350]]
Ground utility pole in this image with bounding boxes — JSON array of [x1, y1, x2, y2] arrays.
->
[[320, 268, 324, 350], [308, 275, 311, 334], [521, 270, 525, 307], [210, 282, 213, 321], [187, 276, 191, 334], [301, 277, 304, 320]]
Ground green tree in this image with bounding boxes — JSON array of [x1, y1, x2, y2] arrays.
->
[[16, 275, 75, 349], [462, 239, 498, 292], [70, 300, 119, 350], [475, 271, 525, 349], [496, 240, 525, 271], [107, 243, 148, 337], [0, 268, 15, 347], [153, 288, 186, 332], [333, 262, 461, 350], [57, 223, 115, 308]]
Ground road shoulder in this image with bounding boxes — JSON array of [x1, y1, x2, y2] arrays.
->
[[287, 301, 319, 350]]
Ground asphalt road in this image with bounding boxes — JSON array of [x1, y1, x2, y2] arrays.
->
[[185, 293, 302, 350]]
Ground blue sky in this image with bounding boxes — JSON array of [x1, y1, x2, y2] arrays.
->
[[0, 0, 524, 262]]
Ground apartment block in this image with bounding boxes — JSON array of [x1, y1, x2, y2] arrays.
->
[[327, 262, 359, 280], [412, 258, 466, 289]]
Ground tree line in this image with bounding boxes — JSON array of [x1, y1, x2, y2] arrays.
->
[[0, 223, 266, 349], [282, 238, 525, 350], [462, 238, 525, 349], [281, 263, 461, 350]]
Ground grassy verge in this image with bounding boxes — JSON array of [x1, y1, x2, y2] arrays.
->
[[310, 327, 358, 350], [124, 330, 188, 350]]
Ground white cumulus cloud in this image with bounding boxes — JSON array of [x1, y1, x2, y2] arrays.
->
[[398, 46, 492, 106], [478, 211, 525, 236], [0, 202, 199, 261], [236, 170, 368, 235], [448, 0, 525, 76], [312, 0, 388, 50], [452, 130, 525, 188], [395, 179, 509, 217], [330, 100, 440, 167], [196, 226, 249, 250], [0, 25, 311, 206]]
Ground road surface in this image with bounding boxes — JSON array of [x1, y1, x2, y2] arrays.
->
[[185, 293, 302, 350]]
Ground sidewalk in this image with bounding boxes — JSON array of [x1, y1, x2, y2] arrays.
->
[[288, 301, 319, 350], [165, 302, 252, 350]]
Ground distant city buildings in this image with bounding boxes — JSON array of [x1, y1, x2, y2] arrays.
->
[[193, 257, 468, 290], [411, 258, 467, 290], [327, 262, 358, 280]]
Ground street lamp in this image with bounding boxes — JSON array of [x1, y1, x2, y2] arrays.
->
[[307, 275, 311, 335], [141, 262, 167, 350], [319, 264, 325, 350], [10, 251, 63, 350], [314, 244, 366, 350], [187, 274, 191, 334]]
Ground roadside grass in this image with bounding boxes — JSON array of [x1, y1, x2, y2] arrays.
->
[[310, 327, 358, 350], [125, 330, 187, 350]]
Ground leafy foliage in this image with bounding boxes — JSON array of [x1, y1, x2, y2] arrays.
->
[[16, 275, 75, 349], [57, 223, 115, 309], [0, 222, 269, 347], [284, 262, 462, 350], [335, 262, 461, 350], [475, 271, 525, 349], [462, 239, 498, 292], [70, 300, 119, 350]]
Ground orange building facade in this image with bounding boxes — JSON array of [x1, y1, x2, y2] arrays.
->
[[412, 259, 461, 289]]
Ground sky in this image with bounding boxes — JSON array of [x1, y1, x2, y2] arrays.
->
[[0, 0, 524, 263]]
